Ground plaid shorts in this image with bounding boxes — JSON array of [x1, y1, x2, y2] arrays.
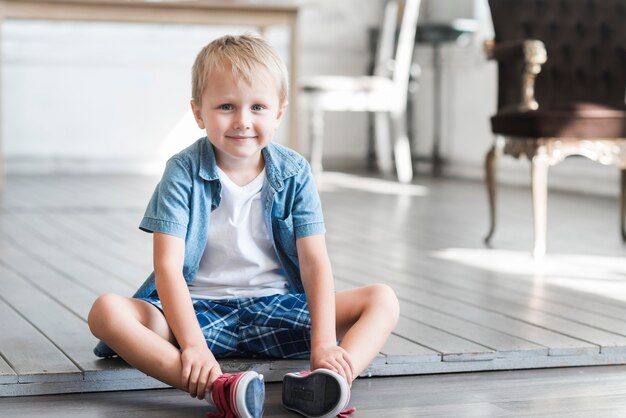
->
[[138, 293, 311, 359]]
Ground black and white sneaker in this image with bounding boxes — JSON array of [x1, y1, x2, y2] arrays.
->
[[282, 368, 351, 418]]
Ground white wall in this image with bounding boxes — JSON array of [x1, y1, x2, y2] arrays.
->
[[2, 0, 620, 195], [3, 21, 288, 174], [2, 0, 383, 175]]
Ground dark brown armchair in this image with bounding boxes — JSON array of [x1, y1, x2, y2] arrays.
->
[[484, 0, 626, 257]]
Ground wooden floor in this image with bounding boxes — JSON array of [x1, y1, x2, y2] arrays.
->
[[4, 364, 626, 417], [1, 171, 626, 398]]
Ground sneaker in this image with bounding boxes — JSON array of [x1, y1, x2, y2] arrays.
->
[[207, 371, 265, 418], [282, 368, 351, 418]]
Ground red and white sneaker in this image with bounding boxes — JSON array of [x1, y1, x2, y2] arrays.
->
[[282, 368, 354, 418], [206, 371, 265, 418]]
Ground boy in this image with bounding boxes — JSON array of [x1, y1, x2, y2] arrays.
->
[[88, 34, 399, 418]]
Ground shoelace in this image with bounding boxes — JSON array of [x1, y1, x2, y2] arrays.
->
[[207, 373, 239, 418]]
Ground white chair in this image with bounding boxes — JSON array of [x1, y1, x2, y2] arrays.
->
[[301, 0, 421, 183]]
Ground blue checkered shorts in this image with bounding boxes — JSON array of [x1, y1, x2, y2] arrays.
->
[[138, 293, 311, 359]]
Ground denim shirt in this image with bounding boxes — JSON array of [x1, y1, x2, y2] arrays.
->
[[94, 137, 325, 358]]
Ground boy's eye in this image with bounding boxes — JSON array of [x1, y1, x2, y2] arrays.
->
[[251, 104, 264, 112], [219, 104, 233, 111]]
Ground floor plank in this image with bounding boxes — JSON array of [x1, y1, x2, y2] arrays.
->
[[0, 357, 18, 385], [0, 236, 100, 319], [400, 281, 598, 356], [0, 214, 136, 296], [331, 240, 626, 350], [0, 294, 82, 384], [397, 300, 549, 359], [380, 334, 442, 364], [393, 316, 496, 362], [0, 262, 140, 380], [10, 212, 145, 288]]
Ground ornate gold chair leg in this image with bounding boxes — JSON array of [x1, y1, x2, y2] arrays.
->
[[621, 169, 626, 241], [484, 143, 498, 245], [531, 147, 549, 258]]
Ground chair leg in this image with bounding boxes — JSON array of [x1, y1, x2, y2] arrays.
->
[[389, 110, 413, 183], [373, 112, 393, 175], [621, 169, 626, 241], [484, 144, 498, 246], [308, 104, 324, 180], [531, 148, 549, 258]]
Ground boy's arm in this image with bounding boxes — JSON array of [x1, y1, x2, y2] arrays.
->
[[153, 232, 222, 399], [297, 234, 354, 383]]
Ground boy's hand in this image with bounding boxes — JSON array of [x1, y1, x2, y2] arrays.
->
[[181, 344, 222, 400], [310, 344, 355, 384]]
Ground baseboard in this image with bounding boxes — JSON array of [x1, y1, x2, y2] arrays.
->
[[4, 155, 621, 198], [4, 156, 165, 176]]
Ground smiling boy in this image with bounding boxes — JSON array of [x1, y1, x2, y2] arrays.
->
[[88, 34, 399, 418]]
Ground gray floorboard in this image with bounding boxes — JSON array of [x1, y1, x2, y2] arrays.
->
[[0, 296, 82, 384]]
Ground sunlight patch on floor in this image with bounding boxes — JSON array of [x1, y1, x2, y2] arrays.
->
[[318, 171, 429, 196], [432, 248, 626, 302]]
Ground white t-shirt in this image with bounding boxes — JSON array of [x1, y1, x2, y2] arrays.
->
[[189, 167, 289, 300]]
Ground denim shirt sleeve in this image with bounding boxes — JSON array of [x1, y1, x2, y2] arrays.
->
[[139, 157, 191, 239], [292, 161, 325, 239]]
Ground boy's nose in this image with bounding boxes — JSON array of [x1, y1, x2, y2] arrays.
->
[[233, 110, 252, 130]]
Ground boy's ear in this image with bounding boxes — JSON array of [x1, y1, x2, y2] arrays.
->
[[276, 101, 288, 122], [190, 99, 205, 129]]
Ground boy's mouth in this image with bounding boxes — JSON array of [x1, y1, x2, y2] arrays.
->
[[227, 134, 256, 140]]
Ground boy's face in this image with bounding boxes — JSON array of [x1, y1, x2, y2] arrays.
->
[[191, 65, 286, 169]]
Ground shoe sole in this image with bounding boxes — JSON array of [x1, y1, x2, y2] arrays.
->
[[282, 369, 349, 418], [233, 371, 265, 418]]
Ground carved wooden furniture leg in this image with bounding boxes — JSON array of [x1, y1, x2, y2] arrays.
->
[[390, 109, 413, 184], [531, 145, 549, 258], [484, 143, 498, 245], [621, 169, 626, 241]]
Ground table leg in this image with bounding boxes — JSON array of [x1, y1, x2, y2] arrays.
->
[[0, 6, 4, 193], [288, 12, 299, 152]]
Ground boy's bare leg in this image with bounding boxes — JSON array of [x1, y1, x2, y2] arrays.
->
[[88, 293, 188, 391], [334, 284, 400, 377]]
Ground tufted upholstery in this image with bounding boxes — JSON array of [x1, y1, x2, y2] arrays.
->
[[490, 0, 626, 138]]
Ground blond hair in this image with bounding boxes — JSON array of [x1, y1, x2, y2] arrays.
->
[[191, 34, 288, 106]]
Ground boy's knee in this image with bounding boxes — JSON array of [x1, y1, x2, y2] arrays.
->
[[88, 293, 125, 338], [367, 284, 400, 321]]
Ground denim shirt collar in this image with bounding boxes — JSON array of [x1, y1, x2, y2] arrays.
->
[[197, 137, 301, 191], [198, 138, 219, 182]]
